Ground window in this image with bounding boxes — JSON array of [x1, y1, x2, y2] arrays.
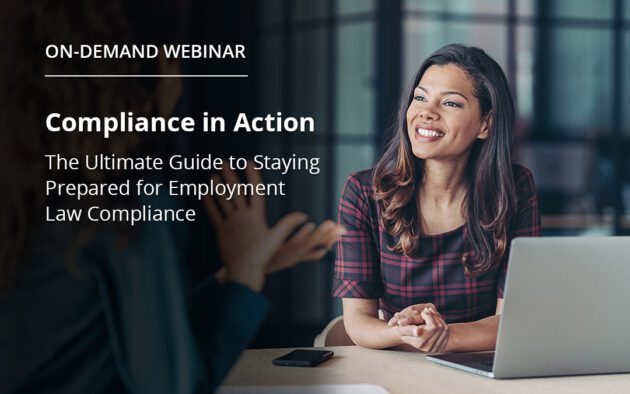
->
[[253, 0, 630, 346]]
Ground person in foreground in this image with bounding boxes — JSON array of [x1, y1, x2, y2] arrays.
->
[[0, 160, 342, 394], [0, 1, 343, 391], [334, 44, 540, 353]]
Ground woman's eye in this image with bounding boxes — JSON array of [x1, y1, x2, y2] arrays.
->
[[413, 95, 427, 102], [444, 100, 462, 108]]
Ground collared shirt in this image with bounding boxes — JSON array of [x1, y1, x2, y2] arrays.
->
[[333, 164, 540, 323]]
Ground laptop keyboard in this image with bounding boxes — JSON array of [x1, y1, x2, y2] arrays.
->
[[463, 359, 494, 372]]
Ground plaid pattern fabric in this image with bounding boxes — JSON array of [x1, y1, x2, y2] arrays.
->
[[333, 164, 540, 323]]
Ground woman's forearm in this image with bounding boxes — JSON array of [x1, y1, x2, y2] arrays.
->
[[344, 312, 402, 349], [445, 314, 500, 352]]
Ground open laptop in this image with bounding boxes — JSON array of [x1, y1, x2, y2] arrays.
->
[[426, 236, 630, 379]]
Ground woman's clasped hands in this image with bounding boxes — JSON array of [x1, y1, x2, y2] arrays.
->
[[388, 303, 451, 353]]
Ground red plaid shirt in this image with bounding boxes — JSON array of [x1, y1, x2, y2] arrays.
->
[[333, 164, 540, 323]]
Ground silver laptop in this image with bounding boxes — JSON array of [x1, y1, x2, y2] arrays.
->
[[426, 236, 630, 378]]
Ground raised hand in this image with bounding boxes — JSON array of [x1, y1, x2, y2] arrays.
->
[[266, 219, 345, 274], [204, 163, 307, 291]]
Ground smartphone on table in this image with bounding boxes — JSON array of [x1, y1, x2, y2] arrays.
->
[[272, 349, 334, 367]]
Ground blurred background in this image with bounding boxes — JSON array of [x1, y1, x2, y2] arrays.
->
[[179, 0, 630, 348]]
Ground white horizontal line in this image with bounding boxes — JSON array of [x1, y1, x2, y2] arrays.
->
[[44, 74, 248, 78]]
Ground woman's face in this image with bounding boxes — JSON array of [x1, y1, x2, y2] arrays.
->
[[406, 63, 489, 162]]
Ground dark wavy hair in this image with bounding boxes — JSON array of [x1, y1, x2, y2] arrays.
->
[[0, 0, 178, 293], [373, 44, 517, 277]]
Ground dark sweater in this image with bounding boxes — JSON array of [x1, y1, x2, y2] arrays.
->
[[0, 218, 269, 394]]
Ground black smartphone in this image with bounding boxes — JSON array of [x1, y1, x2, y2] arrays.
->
[[272, 349, 334, 367]]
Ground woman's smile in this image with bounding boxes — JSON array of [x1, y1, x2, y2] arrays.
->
[[413, 124, 445, 142], [406, 63, 487, 161]]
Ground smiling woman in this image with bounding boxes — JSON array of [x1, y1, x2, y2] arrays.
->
[[334, 44, 540, 354], [406, 63, 490, 162]]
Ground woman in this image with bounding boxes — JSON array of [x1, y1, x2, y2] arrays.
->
[[333, 44, 540, 353]]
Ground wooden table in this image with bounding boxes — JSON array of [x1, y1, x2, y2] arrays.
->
[[222, 346, 630, 393]]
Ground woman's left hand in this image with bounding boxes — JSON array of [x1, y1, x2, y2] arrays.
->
[[388, 303, 436, 327], [394, 307, 450, 353]]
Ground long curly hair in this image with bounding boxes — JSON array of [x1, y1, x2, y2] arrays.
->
[[0, 0, 178, 293], [373, 44, 517, 277]]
